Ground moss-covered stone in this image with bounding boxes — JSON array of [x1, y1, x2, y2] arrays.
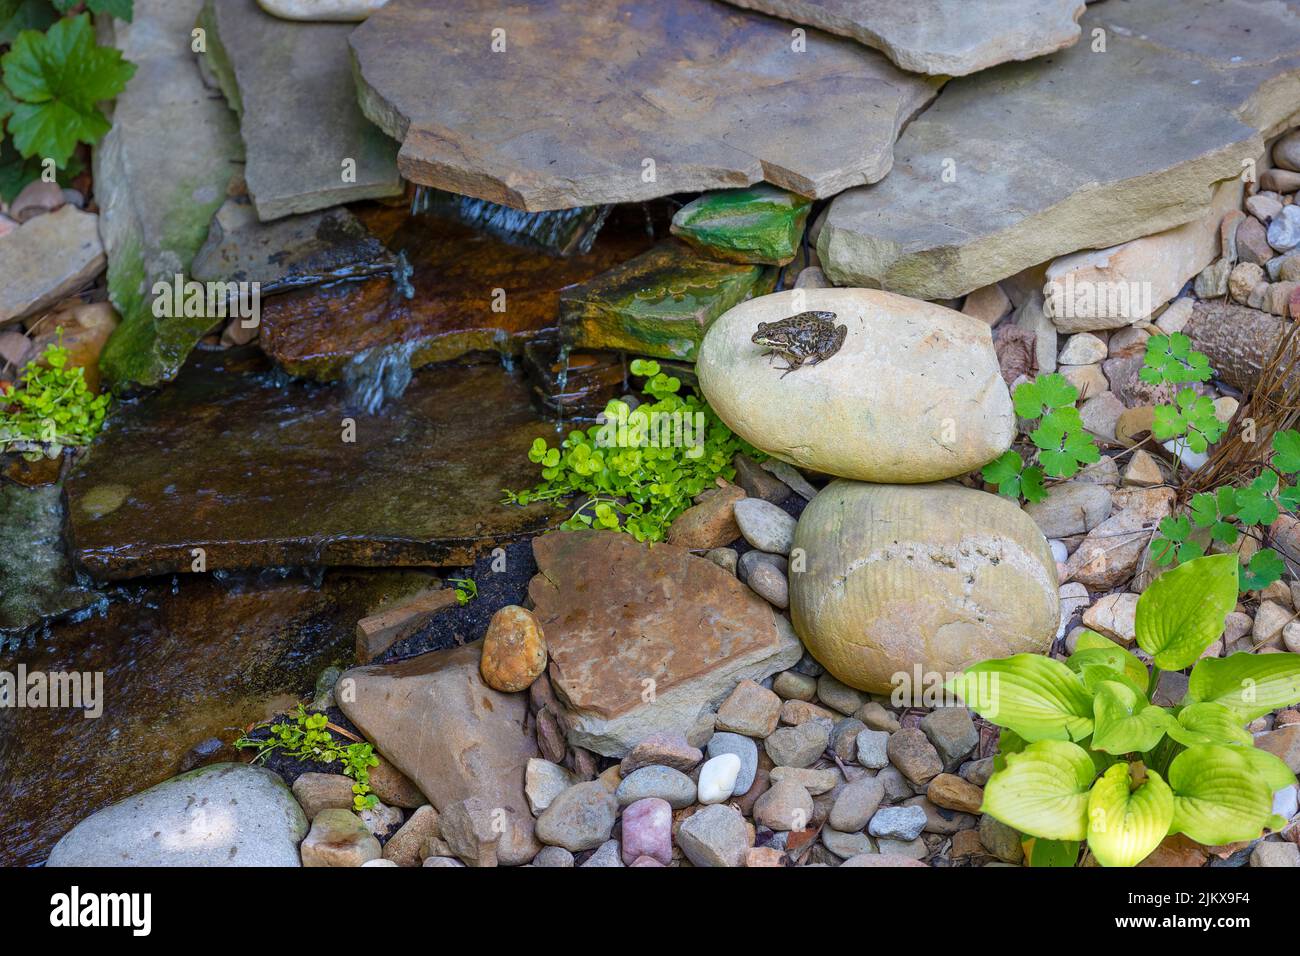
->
[[559, 241, 775, 361], [94, 0, 242, 391], [670, 185, 811, 265]]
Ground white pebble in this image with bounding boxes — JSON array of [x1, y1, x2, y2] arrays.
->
[[1049, 539, 1069, 563], [696, 753, 742, 804]]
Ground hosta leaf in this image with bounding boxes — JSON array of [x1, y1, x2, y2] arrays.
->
[[1185, 652, 1300, 722], [983, 740, 1096, 841], [1091, 680, 1176, 755], [1168, 745, 1280, 846], [1135, 552, 1239, 670], [946, 654, 1094, 742], [1068, 630, 1150, 690], [1165, 702, 1253, 749], [1086, 764, 1175, 867]]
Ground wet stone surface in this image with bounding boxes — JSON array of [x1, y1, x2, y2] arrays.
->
[[259, 213, 653, 381], [0, 568, 435, 866], [64, 348, 563, 579], [0, 483, 99, 635]]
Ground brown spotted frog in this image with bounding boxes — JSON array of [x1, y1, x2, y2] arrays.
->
[[751, 311, 847, 377]]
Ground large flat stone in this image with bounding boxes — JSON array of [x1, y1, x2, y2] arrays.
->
[[528, 531, 803, 756], [64, 348, 561, 579], [718, 0, 1085, 76], [0, 567, 433, 866], [559, 241, 776, 361], [95, 0, 243, 390], [200, 0, 402, 220], [819, 0, 1300, 299], [337, 643, 540, 863], [0, 483, 98, 634], [0, 207, 105, 326], [259, 212, 652, 380], [349, 0, 940, 210]]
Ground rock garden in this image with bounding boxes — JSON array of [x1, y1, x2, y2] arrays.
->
[[2, 0, 1300, 871]]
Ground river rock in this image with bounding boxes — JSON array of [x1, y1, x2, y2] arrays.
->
[[670, 184, 812, 265], [559, 241, 774, 361], [258, 0, 388, 20], [200, 0, 400, 219], [719, 0, 1084, 76], [819, 0, 1300, 299], [829, 776, 885, 832], [678, 804, 751, 867], [621, 798, 673, 866], [667, 485, 746, 551], [527, 532, 802, 756], [64, 351, 560, 577], [753, 780, 815, 831], [765, 722, 829, 768], [868, 805, 928, 841], [706, 733, 759, 796], [47, 764, 306, 866], [301, 808, 382, 867], [619, 732, 703, 775], [1063, 487, 1175, 589], [337, 643, 540, 865], [95, 0, 242, 390], [536, 781, 619, 852], [291, 772, 355, 820], [479, 605, 547, 693], [1022, 480, 1112, 538], [698, 289, 1013, 483], [790, 480, 1058, 692], [0, 206, 105, 326], [350, 0, 939, 209], [615, 766, 697, 809], [733, 498, 797, 555]]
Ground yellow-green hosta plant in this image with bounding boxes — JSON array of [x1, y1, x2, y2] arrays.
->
[[947, 553, 1300, 867]]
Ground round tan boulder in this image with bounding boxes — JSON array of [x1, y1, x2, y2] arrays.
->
[[696, 288, 1014, 483], [480, 605, 548, 692], [790, 481, 1059, 693]]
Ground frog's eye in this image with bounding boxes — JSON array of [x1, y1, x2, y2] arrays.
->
[[756, 322, 770, 331]]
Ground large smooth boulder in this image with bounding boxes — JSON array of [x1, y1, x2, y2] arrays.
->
[[337, 643, 540, 864], [696, 289, 1013, 483], [790, 481, 1059, 693], [528, 532, 802, 756], [47, 764, 306, 866]]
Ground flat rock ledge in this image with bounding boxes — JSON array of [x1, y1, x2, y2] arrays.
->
[[349, 0, 940, 210]]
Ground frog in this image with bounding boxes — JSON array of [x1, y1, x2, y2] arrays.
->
[[750, 311, 848, 377]]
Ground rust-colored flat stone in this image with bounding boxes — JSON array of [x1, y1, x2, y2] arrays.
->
[[527, 531, 801, 755], [260, 215, 652, 380], [349, 0, 939, 210], [64, 348, 562, 579]]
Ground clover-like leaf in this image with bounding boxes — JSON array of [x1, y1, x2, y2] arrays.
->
[[1240, 548, 1285, 593], [1273, 429, 1300, 474]]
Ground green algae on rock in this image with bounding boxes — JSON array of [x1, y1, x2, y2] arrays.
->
[[670, 185, 811, 266], [94, 0, 243, 391], [64, 348, 563, 579], [559, 242, 776, 361], [0, 483, 99, 634]]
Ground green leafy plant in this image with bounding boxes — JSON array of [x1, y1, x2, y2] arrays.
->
[[448, 576, 478, 605], [1149, 428, 1300, 592], [0, 332, 110, 456], [948, 553, 1300, 867], [506, 358, 765, 543], [236, 704, 381, 812], [0, 7, 134, 196], [983, 373, 1100, 503]]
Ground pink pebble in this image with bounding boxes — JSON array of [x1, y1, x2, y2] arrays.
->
[[621, 797, 672, 866]]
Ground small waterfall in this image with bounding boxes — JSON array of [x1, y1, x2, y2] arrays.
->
[[411, 186, 611, 256], [342, 339, 421, 415]]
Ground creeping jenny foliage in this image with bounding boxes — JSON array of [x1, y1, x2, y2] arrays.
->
[[507, 358, 765, 542], [950, 554, 1300, 867], [0, 335, 110, 456]]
